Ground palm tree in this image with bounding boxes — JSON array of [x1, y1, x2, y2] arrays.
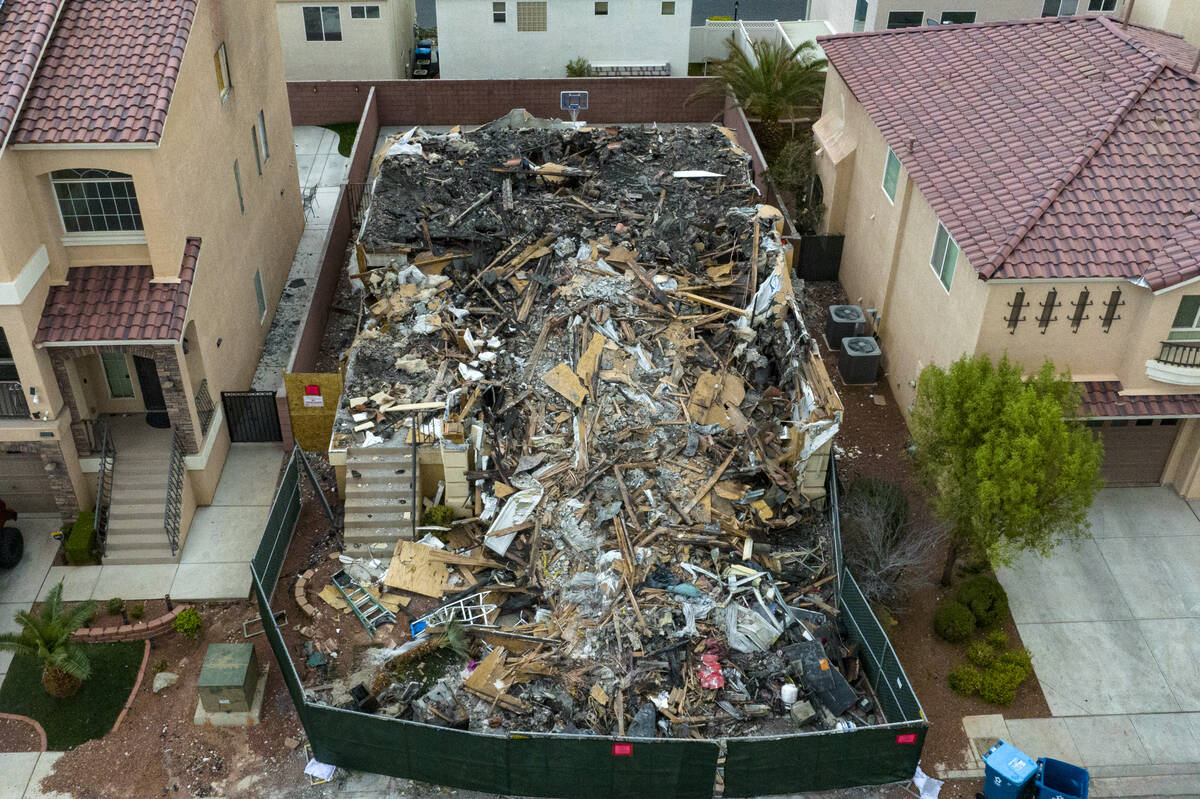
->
[[0, 582, 97, 698], [691, 37, 828, 154]]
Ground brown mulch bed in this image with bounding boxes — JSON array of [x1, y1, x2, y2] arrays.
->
[[0, 715, 44, 752], [803, 280, 1051, 798]]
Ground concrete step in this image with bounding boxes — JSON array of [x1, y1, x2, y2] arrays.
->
[[116, 458, 170, 472], [102, 548, 178, 565], [107, 517, 164, 534], [344, 510, 414, 529], [342, 540, 409, 559], [109, 487, 169, 504], [346, 446, 416, 463], [345, 465, 416, 483], [109, 503, 165, 521], [344, 482, 416, 500], [104, 532, 171, 552]]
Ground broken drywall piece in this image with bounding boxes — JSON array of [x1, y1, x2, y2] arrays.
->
[[485, 484, 543, 556]]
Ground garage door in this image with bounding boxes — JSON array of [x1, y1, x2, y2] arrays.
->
[[1090, 419, 1181, 487], [0, 451, 57, 513]]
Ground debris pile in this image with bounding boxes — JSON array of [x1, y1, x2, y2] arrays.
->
[[308, 113, 872, 739]]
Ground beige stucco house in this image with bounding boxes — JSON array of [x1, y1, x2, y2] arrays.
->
[[0, 0, 303, 562], [814, 15, 1200, 496], [275, 0, 417, 80]]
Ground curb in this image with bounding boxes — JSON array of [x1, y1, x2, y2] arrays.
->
[[110, 639, 151, 735], [72, 606, 188, 643], [0, 712, 47, 752]]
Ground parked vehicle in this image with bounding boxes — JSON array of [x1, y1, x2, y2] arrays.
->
[[0, 499, 24, 569], [414, 39, 439, 78]]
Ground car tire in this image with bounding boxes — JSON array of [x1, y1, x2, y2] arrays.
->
[[0, 526, 24, 569]]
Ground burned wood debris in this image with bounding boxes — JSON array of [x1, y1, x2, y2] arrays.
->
[[313, 113, 874, 739]]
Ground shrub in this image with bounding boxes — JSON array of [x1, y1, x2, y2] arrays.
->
[[997, 647, 1033, 677], [957, 576, 1009, 627], [980, 661, 1028, 706], [565, 57, 591, 77], [948, 664, 983, 697], [847, 478, 909, 535], [154, 659, 169, 675], [129, 603, 144, 622], [105, 597, 125, 616], [64, 510, 97, 565], [173, 608, 203, 641], [966, 641, 997, 669], [933, 600, 976, 643], [842, 477, 942, 608], [422, 505, 454, 527], [985, 629, 1009, 649]]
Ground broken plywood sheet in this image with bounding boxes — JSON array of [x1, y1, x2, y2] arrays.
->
[[687, 370, 746, 428], [383, 541, 451, 597], [541, 362, 588, 407]]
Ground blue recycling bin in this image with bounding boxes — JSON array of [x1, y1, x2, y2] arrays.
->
[[1035, 758, 1089, 799], [982, 740, 1038, 799]]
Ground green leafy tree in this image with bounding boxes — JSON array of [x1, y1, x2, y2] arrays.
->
[[565, 57, 592, 78], [0, 582, 97, 697], [689, 37, 827, 153], [910, 355, 1102, 585]]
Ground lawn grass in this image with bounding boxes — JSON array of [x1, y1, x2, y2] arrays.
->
[[321, 122, 360, 158], [0, 641, 144, 750]]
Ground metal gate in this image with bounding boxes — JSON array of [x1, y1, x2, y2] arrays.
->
[[221, 390, 282, 442]]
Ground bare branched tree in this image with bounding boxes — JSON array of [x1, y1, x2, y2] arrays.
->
[[842, 481, 944, 609]]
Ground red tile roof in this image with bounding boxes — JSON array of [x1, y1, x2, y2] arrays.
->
[[0, 0, 63, 148], [35, 237, 200, 345], [819, 17, 1200, 290], [1080, 381, 1200, 418], [11, 0, 196, 145]]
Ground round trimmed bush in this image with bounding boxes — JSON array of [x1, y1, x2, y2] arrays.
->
[[948, 664, 983, 697], [934, 600, 976, 643], [980, 661, 1027, 706], [966, 641, 997, 668], [957, 576, 1009, 627], [997, 647, 1033, 677], [985, 629, 1009, 649]]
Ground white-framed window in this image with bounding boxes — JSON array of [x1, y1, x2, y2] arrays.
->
[[595, 1, 608, 14], [303, 6, 342, 40], [350, 5, 381, 18], [1088, 0, 1116, 11], [882, 148, 901, 202], [254, 110, 269, 172], [100, 352, 134, 399], [234, 159, 244, 214], [1042, 0, 1079, 16], [516, 1, 546, 31], [886, 10, 923, 28], [930, 221, 959, 292], [51, 169, 143, 234], [214, 43, 231, 101], [661, 1, 676, 14], [493, 1, 506, 22], [1169, 296, 1200, 341], [254, 269, 267, 322], [941, 11, 976, 23]]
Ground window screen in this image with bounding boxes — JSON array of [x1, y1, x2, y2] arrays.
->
[[886, 11, 923, 28], [516, 1, 546, 31], [882, 149, 900, 200]]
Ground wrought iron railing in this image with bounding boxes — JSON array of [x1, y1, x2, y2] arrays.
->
[[94, 419, 115, 557], [0, 381, 30, 418], [1157, 340, 1200, 368], [195, 379, 216, 438], [163, 428, 185, 557]]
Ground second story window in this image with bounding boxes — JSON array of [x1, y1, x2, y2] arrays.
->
[[493, 2, 506, 22], [930, 221, 959, 292], [661, 1, 676, 14], [214, 43, 231, 101], [350, 5, 381, 18], [882, 148, 901, 201], [1088, 0, 1116, 10], [886, 11, 923, 29], [1042, 0, 1080, 16], [0, 329, 17, 382], [516, 1, 546, 31], [595, 1, 608, 15], [252, 110, 270, 175], [304, 6, 343, 41], [51, 169, 143, 233], [1169, 296, 1200, 341], [941, 11, 977, 23]]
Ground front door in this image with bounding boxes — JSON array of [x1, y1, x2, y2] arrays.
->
[[132, 356, 166, 411]]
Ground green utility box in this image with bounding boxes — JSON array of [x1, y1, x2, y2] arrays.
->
[[197, 643, 259, 713]]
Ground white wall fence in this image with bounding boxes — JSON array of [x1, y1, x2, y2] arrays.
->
[[689, 19, 795, 66]]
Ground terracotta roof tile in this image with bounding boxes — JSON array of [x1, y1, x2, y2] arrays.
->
[[0, 0, 62, 147], [819, 17, 1200, 289], [35, 237, 200, 344], [11, 0, 196, 145], [1080, 380, 1200, 418]]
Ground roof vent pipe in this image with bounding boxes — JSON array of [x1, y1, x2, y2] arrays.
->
[[1122, 0, 1134, 29]]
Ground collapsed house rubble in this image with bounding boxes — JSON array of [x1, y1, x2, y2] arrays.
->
[[305, 111, 876, 740]]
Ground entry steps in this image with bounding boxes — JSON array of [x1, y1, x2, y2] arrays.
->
[[342, 444, 419, 556], [331, 569, 395, 637]]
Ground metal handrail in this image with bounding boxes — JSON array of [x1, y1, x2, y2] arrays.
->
[[163, 428, 185, 556], [196, 379, 216, 438], [1157, 340, 1200, 368], [410, 415, 419, 540], [827, 454, 842, 609], [94, 420, 115, 557], [0, 381, 30, 418]]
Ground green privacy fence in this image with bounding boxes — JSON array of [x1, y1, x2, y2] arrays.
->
[[251, 450, 926, 797]]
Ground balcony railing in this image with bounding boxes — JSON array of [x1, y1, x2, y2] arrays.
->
[[0, 381, 30, 418], [196, 379, 215, 438], [1157, 341, 1200, 368]]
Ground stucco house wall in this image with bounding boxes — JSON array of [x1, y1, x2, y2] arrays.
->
[[276, 0, 416, 80]]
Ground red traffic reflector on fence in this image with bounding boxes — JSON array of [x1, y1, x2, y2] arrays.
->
[[895, 733, 918, 745], [612, 743, 633, 756], [305, 385, 321, 395]]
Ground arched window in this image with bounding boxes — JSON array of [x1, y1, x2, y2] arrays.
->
[[50, 169, 143, 233]]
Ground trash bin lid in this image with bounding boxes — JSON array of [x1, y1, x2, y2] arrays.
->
[[984, 740, 1037, 784]]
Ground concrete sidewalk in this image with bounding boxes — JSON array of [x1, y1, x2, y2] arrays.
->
[[960, 713, 1200, 797], [0, 751, 68, 798]]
